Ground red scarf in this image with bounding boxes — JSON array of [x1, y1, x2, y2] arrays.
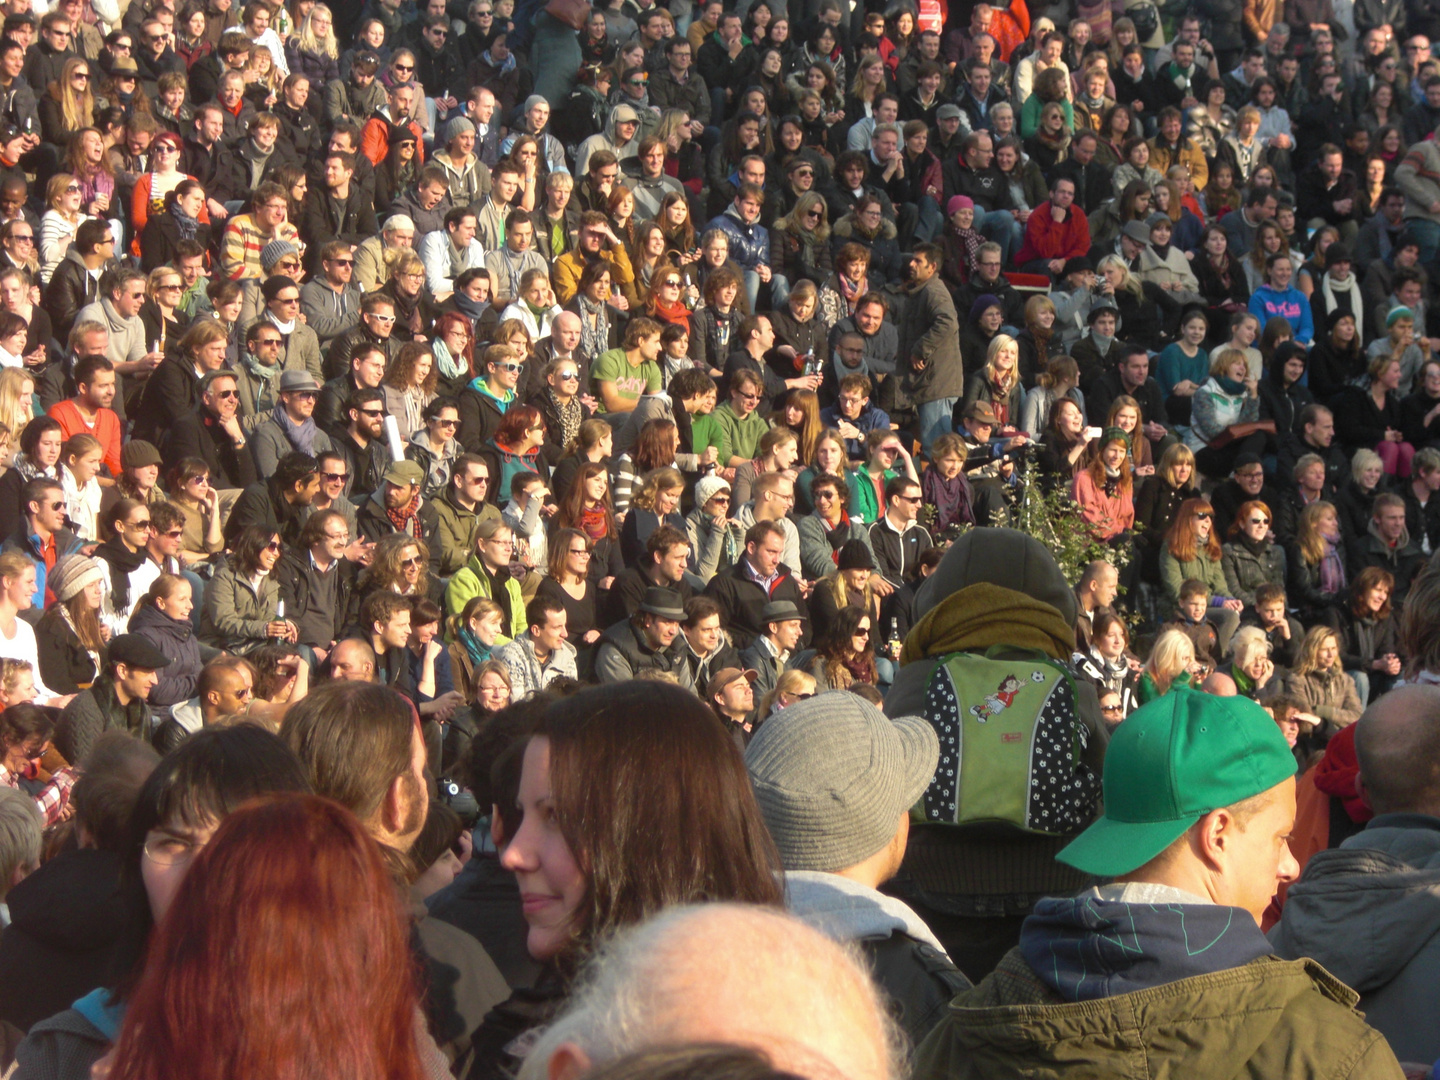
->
[[579, 504, 609, 541], [650, 295, 692, 326], [386, 489, 424, 540]]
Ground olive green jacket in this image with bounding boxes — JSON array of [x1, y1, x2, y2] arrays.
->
[[914, 948, 1403, 1080]]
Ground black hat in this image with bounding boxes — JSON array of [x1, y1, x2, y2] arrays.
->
[[638, 587, 686, 621], [1232, 452, 1263, 471], [1324, 244, 1353, 269], [388, 124, 418, 147], [837, 540, 875, 572], [1061, 256, 1092, 278], [108, 633, 172, 671], [261, 274, 299, 303]]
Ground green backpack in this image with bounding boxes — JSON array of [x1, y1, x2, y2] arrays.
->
[[919, 647, 1101, 835]]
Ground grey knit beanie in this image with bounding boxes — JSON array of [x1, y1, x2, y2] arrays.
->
[[443, 115, 475, 144], [49, 554, 106, 604], [260, 239, 299, 272], [744, 694, 939, 872]]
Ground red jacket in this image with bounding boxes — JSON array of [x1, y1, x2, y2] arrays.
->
[[1014, 201, 1090, 266]]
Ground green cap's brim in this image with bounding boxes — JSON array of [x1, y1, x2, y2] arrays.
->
[[1056, 812, 1203, 878]]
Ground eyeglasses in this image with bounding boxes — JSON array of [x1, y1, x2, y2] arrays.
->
[[143, 833, 205, 867], [569, 547, 592, 556], [321, 471, 348, 482], [324, 531, 350, 542]]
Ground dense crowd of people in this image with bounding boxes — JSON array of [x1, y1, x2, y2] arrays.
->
[[0, 0, 1436, 1073]]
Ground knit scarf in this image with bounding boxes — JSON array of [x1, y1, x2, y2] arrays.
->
[[578, 295, 610, 360], [650, 295, 691, 325], [458, 625, 492, 668], [548, 389, 582, 451], [273, 403, 319, 456], [169, 200, 199, 241], [1321, 272, 1364, 342], [12, 453, 55, 482], [243, 351, 283, 412], [96, 535, 146, 613], [1320, 537, 1346, 595], [390, 286, 423, 338], [579, 504, 609, 541], [453, 291, 489, 322], [837, 272, 866, 312], [432, 336, 466, 381], [899, 582, 1075, 664], [386, 488, 424, 540], [399, 387, 425, 438]]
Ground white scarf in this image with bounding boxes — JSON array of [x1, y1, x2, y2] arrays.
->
[[1321, 271, 1363, 343], [266, 312, 297, 335]]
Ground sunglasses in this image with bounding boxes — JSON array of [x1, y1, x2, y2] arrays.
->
[[1248, 516, 1271, 526], [46, 500, 64, 511], [358, 408, 384, 417], [400, 555, 424, 568], [330, 258, 354, 266], [214, 389, 239, 399], [496, 361, 523, 373], [64, 183, 81, 193], [130, 519, 152, 529], [1101, 703, 1123, 714], [1195, 511, 1214, 520], [393, 63, 413, 71], [435, 417, 458, 427], [161, 528, 183, 538], [10, 234, 31, 242], [264, 541, 282, 552], [321, 471, 348, 482], [276, 295, 300, 305], [855, 626, 871, 637], [255, 337, 282, 346], [557, 371, 579, 381], [370, 314, 396, 323], [662, 278, 681, 287]]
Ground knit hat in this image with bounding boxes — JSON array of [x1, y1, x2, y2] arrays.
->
[[522, 94, 549, 116], [388, 124, 419, 147], [936, 103, 963, 121], [1061, 256, 1093, 278], [694, 474, 731, 508], [967, 293, 1001, 322], [49, 554, 105, 603], [946, 195, 974, 215], [1387, 305, 1415, 328], [443, 115, 475, 144], [121, 440, 163, 469], [1324, 243, 1353, 269], [260, 240, 298, 272], [262, 274, 299, 303], [1102, 425, 1131, 452], [837, 539, 874, 571], [744, 694, 939, 871]]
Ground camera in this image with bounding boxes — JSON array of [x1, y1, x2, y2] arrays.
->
[[437, 777, 481, 829]]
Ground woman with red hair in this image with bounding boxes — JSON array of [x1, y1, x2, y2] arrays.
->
[[103, 793, 444, 1080], [1072, 426, 1134, 543], [1161, 496, 1243, 649], [430, 311, 476, 398], [484, 404, 547, 498]]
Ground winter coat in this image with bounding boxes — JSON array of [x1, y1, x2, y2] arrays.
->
[[493, 637, 579, 699], [54, 679, 151, 765], [1271, 817, 1440, 1064], [1221, 539, 1288, 607], [593, 615, 695, 686], [913, 886, 1404, 1080], [1284, 665, 1365, 728], [1160, 548, 1233, 609], [199, 562, 280, 654], [127, 601, 203, 707], [705, 204, 770, 272], [1014, 202, 1090, 265], [444, 553, 526, 637], [830, 213, 903, 284], [0, 849, 126, 1034], [34, 604, 97, 696], [897, 274, 964, 405], [702, 557, 810, 650]]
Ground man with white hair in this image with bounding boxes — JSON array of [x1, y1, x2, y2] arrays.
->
[[520, 903, 904, 1080], [355, 214, 417, 293], [745, 693, 969, 1043]]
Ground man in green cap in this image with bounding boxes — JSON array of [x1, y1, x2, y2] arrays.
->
[[355, 459, 441, 577], [913, 687, 1404, 1080]]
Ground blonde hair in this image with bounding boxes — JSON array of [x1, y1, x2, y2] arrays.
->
[[1157, 442, 1194, 487], [1210, 347, 1249, 378], [1145, 628, 1195, 695], [757, 669, 817, 722], [1097, 254, 1143, 297], [1296, 500, 1338, 567], [984, 334, 1019, 394], [0, 368, 33, 436], [1351, 447, 1384, 483], [297, 3, 339, 59], [1293, 624, 1341, 676]]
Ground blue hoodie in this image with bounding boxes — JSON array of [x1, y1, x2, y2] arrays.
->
[[1020, 885, 1273, 1003]]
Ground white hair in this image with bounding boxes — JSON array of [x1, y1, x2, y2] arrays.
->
[[383, 214, 416, 234], [518, 904, 906, 1080]]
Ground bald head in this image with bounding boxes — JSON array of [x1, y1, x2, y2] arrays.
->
[[1201, 671, 1238, 696], [329, 638, 376, 682], [522, 904, 901, 1080], [1355, 684, 1440, 816]]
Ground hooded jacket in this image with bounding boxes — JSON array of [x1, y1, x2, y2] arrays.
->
[[126, 600, 204, 708], [886, 529, 1108, 911], [786, 870, 970, 1046], [0, 849, 125, 1033], [574, 103, 643, 176], [1270, 814, 1440, 1062], [914, 881, 1404, 1080], [458, 377, 514, 455]]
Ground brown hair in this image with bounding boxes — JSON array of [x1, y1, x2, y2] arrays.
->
[[532, 682, 783, 961], [1165, 498, 1220, 562]]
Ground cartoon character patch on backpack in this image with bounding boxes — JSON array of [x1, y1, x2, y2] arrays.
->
[[920, 649, 1101, 835]]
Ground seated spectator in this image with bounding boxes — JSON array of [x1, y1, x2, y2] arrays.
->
[[34, 553, 105, 695], [200, 524, 293, 656], [54, 633, 171, 764], [1282, 624, 1364, 735], [595, 586, 693, 686]]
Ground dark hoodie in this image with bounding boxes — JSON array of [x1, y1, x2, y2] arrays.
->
[[0, 849, 126, 1032], [127, 600, 204, 707], [885, 529, 1109, 972]]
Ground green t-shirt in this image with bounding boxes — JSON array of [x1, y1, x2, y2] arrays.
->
[[592, 347, 662, 404], [712, 400, 770, 463]]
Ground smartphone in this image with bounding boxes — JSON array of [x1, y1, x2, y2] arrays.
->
[[1084, 426, 1103, 441]]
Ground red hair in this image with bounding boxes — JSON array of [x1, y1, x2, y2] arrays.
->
[[432, 311, 474, 373], [106, 795, 428, 1080], [495, 404, 543, 447], [1166, 497, 1222, 562]]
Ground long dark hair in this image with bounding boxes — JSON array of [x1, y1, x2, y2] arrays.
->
[[556, 460, 616, 538], [534, 682, 784, 962], [816, 604, 878, 685]]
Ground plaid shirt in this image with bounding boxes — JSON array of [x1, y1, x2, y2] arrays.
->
[[1, 762, 77, 826]]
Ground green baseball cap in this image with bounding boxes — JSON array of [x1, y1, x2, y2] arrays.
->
[[1056, 687, 1297, 877]]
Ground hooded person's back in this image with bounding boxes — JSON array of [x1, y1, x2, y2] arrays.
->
[[884, 529, 1108, 979], [1270, 818, 1440, 1062]]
